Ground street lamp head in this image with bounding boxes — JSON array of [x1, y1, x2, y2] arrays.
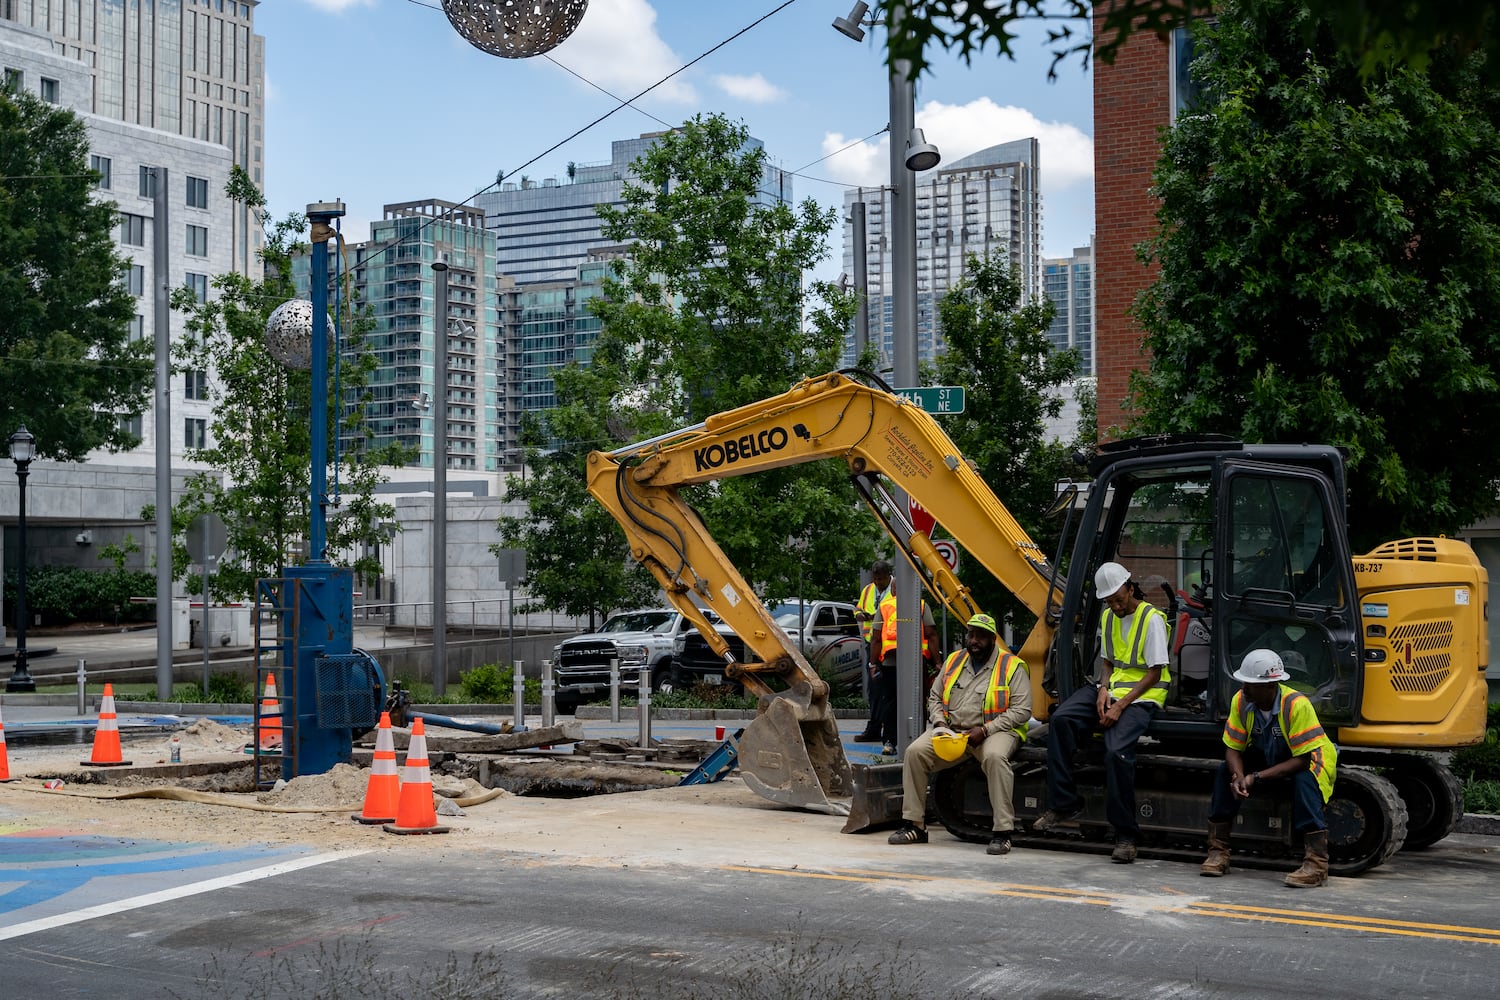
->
[[9, 425, 35, 468], [905, 128, 942, 172], [410, 391, 433, 412], [444, 0, 590, 59], [832, 1, 869, 41]]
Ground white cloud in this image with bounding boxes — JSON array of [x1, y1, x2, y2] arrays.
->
[[302, 0, 374, 12], [819, 96, 1092, 191], [550, 0, 695, 104], [713, 73, 786, 104]]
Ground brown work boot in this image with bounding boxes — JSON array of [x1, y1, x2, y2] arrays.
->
[[1200, 820, 1232, 877], [1284, 829, 1329, 887]]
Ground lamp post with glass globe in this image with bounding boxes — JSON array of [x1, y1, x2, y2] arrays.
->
[[8, 425, 36, 693]]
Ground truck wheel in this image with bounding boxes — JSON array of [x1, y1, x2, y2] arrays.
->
[[652, 667, 676, 694]]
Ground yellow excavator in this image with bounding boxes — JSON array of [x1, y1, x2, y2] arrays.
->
[[587, 371, 1489, 873]]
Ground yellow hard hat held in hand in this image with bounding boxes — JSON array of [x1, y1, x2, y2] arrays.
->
[[930, 727, 969, 761]]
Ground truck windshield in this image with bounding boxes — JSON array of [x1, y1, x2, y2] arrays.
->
[[600, 612, 674, 633], [768, 602, 810, 628]]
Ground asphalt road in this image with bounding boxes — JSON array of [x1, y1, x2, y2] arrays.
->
[[3, 821, 1497, 998]]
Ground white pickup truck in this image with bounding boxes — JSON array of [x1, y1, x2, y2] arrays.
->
[[552, 601, 865, 710]]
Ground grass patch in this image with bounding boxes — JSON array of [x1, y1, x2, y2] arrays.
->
[[1463, 778, 1500, 815]]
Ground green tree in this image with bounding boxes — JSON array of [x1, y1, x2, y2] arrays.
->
[[590, 113, 879, 600], [883, 1, 1496, 83], [932, 254, 1086, 633], [169, 168, 409, 598], [497, 356, 658, 629], [0, 87, 151, 458], [1130, 1, 1500, 550]]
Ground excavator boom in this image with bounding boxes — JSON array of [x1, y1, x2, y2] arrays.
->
[[588, 372, 1062, 812]]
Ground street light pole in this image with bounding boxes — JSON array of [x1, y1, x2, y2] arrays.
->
[[8, 425, 36, 693], [431, 254, 449, 697]]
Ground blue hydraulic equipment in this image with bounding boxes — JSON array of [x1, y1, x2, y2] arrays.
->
[[256, 201, 384, 781], [678, 728, 744, 786]]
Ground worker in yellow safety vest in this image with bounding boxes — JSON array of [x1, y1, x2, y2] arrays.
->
[[1032, 561, 1171, 864], [852, 560, 893, 743], [887, 613, 1032, 855], [1200, 648, 1338, 887], [872, 589, 937, 756]]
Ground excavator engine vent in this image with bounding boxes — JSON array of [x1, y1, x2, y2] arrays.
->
[[1385, 620, 1453, 693]]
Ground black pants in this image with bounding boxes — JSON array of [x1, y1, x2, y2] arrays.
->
[[877, 653, 900, 743], [1044, 685, 1157, 839]]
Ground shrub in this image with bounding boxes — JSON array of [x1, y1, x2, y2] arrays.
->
[[1452, 739, 1500, 784], [3, 565, 156, 625], [205, 672, 256, 705], [459, 662, 540, 704], [1464, 778, 1500, 815]]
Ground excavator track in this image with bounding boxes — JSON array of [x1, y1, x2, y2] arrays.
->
[[1352, 750, 1464, 850], [930, 751, 1409, 875]]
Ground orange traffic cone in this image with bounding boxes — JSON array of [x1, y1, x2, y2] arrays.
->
[[0, 703, 11, 782], [352, 711, 401, 825], [257, 673, 283, 752], [83, 683, 132, 767], [383, 718, 449, 836]]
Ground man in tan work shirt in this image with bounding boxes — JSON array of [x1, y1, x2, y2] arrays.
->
[[886, 613, 1032, 855]]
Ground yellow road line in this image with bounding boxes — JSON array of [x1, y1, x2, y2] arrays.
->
[[720, 864, 1500, 945]]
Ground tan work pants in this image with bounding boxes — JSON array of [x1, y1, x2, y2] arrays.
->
[[901, 728, 1021, 832]]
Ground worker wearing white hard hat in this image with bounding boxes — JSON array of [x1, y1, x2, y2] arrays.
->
[[1200, 648, 1338, 887], [1032, 561, 1171, 864], [887, 613, 1032, 856]]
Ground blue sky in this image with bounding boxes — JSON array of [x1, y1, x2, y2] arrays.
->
[[260, 0, 1095, 287]]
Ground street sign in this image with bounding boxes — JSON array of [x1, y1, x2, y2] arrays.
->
[[186, 512, 227, 565], [933, 539, 960, 572], [893, 385, 965, 414], [908, 497, 936, 536]]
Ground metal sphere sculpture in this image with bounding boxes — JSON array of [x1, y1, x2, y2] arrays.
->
[[263, 299, 335, 371], [442, 0, 590, 59]]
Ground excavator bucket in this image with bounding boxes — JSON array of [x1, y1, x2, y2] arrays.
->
[[840, 761, 907, 833], [736, 684, 853, 816]]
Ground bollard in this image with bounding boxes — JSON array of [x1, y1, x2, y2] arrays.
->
[[637, 663, 652, 750], [512, 659, 527, 731], [540, 658, 555, 727], [76, 658, 88, 716], [609, 655, 621, 724]]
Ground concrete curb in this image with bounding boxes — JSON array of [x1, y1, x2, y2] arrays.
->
[[1455, 813, 1500, 837]]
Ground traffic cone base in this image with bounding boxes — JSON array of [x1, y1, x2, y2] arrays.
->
[[0, 703, 11, 782], [353, 711, 401, 825], [83, 683, 133, 767], [383, 718, 449, 836]]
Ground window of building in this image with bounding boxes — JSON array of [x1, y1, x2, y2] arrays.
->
[[186, 224, 208, 257], [117, 414, 143, 438], [184, 369, 209, 399], [125, 264, 145, 296], [120, 213, 147, 246], [3, 68, 20, 92], [185, 417, 208, 450], [186, 175, 209, 208], [138, 165, 157, 198], [39, 77, 59, 103], [91, 154, 112, 190], [185, 272, 209, 303], [129, 315, 145, 342]]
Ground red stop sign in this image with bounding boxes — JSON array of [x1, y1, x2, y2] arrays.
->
[[908, 497, 936, 536]]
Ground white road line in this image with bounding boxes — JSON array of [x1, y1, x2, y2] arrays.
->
[[0, 849, 367, 941]]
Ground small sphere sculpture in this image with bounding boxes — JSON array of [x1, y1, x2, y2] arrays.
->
[[442, 0, 590, 59], [263, 299, 335, 371]]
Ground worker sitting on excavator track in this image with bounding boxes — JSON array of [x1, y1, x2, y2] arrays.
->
[[1032, 561, 1171, 864], [1199, 648, 1338, 888], [886, 613, 1032, 855]]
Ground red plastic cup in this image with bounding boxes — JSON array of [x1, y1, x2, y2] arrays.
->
[[715, 726, 726, 741]]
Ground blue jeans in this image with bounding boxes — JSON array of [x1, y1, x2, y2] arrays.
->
[[1044, 685, 1156, 839], [1208, 756, 1327, 833]]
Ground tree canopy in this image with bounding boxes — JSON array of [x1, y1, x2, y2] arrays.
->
[[503, 114, 882, 617], [0, 87, 151, 459], [884, 1, 1496, 83], [1130, 0, 1500, 549], [931, 254, 1087, 634]]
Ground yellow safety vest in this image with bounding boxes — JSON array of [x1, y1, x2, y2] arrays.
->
[[937, 649, 1028, 740], [878, 593, 930, 658], [1223, 685, 1338, 802], [857, 582, 884, 642], [1102, 603, 1171, 707]]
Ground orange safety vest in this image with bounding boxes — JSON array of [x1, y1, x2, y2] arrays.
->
[[936, 649, 1028, 740], [879, 593, 929, 657]]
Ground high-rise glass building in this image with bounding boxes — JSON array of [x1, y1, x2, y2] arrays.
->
[[1042, 242, 1094, 375], [841, 137, 1042, 369], [477, 130, 790, 417], [2, 0, 265, 274]]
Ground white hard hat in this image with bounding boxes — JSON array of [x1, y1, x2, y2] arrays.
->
[[1232, 648, 1290, 684], [1094, 562, 1132, 598]]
